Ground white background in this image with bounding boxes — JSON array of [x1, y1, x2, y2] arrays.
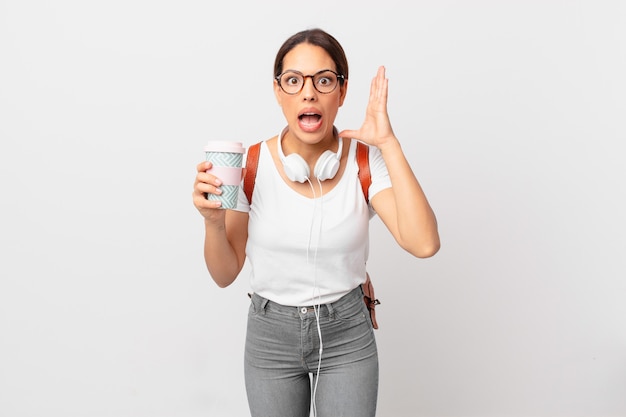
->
[[1, 1, 625, 416]]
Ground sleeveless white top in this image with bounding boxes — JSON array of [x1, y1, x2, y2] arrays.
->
[[234, 137, 391, 306]]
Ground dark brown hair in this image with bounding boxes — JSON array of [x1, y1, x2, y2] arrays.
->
[[273, 28, 348, 82]]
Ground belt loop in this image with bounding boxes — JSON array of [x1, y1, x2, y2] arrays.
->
[[249, 293, 270, 315], [260, 298, 269, 315], [326, 301, 335, 321]]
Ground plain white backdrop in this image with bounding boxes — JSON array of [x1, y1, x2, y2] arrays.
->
[[1, 1, 625, 416]]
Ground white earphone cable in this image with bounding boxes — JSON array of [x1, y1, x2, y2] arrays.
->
[[310, 178, 325, 417]]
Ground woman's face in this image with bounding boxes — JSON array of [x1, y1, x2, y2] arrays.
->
[[274, 42, 347, 145]]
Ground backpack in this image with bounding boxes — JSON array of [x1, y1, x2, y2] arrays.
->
[[243, 140, 381, 329]]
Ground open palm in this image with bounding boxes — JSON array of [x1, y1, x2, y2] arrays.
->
[[339, 66, 395, 146]]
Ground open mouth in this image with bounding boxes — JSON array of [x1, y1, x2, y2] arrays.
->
[[297, 108, 323, 132], [298, 112, 322, 124], [298, 111, 323, 132]]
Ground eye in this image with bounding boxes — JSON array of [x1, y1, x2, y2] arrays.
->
[[283, 73, 302, 86], [317, 76, 332, 86]]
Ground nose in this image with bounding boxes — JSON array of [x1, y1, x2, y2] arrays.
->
[[301, 76, 317, 101]]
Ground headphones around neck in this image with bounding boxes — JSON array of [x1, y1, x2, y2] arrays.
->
[[277, 127, 343, 183]]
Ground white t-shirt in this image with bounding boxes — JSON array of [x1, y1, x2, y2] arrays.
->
[[234, 137, 392, 306]]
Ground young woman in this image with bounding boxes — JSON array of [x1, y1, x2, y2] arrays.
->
[[192, 28, 439, 417]]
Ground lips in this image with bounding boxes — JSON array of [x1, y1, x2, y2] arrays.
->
[[298, 109, 323, 132]]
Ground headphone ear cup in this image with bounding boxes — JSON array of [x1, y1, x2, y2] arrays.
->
[[282, 153, 310, 183], [314, 150, 340, 181]]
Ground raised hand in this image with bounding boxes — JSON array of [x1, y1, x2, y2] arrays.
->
[[338, 66, 396, 147]]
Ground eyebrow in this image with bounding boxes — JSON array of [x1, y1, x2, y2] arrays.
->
[[282, 68, 336, 75]]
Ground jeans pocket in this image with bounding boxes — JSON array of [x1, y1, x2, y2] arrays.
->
[[334, 298, 369, 324]]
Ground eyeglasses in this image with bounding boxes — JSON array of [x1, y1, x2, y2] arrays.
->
[[275, 69, 345, 95]]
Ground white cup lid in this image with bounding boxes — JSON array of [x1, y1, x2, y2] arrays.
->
[[204, 141, 245, 153]]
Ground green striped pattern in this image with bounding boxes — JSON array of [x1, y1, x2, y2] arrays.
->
[[207, 185, 239, 209], [205, 152, 243, 167]]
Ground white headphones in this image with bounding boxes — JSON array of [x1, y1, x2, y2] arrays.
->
[[277, 127, 343, 183]]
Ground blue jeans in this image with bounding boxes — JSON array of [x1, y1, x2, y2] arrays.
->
[[244, 286, 379, 417]]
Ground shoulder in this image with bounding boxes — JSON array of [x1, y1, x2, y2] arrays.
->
[[245, 136, 277, 161]]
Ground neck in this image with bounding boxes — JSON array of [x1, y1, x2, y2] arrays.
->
[[282, 126, 339, 161]]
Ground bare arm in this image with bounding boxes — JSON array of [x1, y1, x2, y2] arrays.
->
[[339, 66, 440, 258], [370, 141, 440, 258], [192, 161, 248, 287]]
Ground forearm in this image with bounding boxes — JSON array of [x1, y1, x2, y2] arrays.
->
[[378, 137, 440, 257], [203, 219, 245, 287]]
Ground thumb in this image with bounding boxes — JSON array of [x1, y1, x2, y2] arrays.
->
[[338, 129, 359, 139]]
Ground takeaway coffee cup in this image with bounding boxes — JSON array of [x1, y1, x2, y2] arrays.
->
[[204, 141, 245, 209]]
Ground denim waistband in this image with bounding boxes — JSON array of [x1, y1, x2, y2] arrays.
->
[[249, 285, 364, 318]]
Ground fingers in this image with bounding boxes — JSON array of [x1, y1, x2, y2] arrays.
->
[[370, 66, 388, 106], [196, 160, 210, 172], [192, 188, 223, 211], [196, 161, 223, 187], [194, 176, 223, 197], [193, 188, 223, 211], [338, 66, 391, 143], [193, 161, 225, 211]]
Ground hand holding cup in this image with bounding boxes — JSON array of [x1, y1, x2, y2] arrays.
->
[[202, 141, 245, 209]]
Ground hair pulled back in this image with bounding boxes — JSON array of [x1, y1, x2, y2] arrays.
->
[[273, 28, 349, 81]]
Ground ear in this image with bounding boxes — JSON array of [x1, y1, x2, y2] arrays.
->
[[338, 80, 348, 107], [274, 79, 283, 106]]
